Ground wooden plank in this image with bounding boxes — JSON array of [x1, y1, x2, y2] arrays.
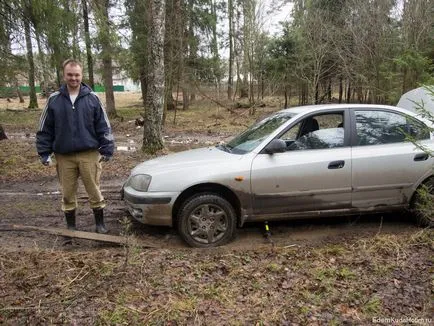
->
[[0, 224, 158, 248]]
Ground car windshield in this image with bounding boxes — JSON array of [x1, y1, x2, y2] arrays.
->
[[221, 112, 296, 154]]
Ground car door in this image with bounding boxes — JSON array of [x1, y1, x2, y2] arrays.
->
[[350, 108, 433, 208], [250, 111, 352, 219]]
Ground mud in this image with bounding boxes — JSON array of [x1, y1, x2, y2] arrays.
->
[[0, 175, 420, 253], [0, 130, 424, 252]]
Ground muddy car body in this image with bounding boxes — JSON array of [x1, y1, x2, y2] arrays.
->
[[123, 104, 434, 247]]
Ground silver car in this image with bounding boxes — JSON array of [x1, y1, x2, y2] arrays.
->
[[122, 104, 434, 247]]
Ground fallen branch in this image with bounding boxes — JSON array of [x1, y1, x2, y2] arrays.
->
[[193, 82, 238, 114], [0, 224, 158, 248]]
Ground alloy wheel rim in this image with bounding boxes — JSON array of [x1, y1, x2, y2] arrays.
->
[[187, 204, 228, 244]]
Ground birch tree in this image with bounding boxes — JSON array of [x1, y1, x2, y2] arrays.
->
[[142, 0, 165, 153]]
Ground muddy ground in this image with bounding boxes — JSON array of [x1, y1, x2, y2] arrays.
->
[[0, 96, 433, 325]]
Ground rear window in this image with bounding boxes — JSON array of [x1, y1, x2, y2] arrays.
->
[[355, 110, 430, 146]]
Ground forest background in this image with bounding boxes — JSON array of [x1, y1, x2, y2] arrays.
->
[[0, 0, 433, 152]]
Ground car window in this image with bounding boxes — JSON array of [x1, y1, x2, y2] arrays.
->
[[407, 116, 430, 140], [280, 112, 345, 150], [292, 128, 345, 150], [355, 110, 428, 146], [225, 112, 296, 154]]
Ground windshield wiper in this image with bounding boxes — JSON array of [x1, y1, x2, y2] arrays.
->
[[216, 143, 232, 153]]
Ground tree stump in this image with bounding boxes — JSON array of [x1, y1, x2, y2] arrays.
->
[[0, 124, 7, 140]]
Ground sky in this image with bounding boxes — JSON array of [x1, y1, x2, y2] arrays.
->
[[262, 0, 294, 36]]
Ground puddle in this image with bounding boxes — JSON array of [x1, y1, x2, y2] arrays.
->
[[1, 191, 61, 196], [36, 191, 61, 196], [164, 137, 217, 146], [116, 139, 137, 152], [117, 146, 137, 152], [5, 132, 35, 139]]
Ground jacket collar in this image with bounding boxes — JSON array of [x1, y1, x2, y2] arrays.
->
[[59, 83, 92, 97]]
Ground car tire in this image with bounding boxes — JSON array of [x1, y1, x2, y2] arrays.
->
[[412, 178, 434, 227], [177, 193, 237, 247]]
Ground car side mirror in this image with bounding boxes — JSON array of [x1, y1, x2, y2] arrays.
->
[[264, 139, 287, 154]]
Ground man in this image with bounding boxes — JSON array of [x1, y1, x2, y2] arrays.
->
[[36, 59, 114, 234]]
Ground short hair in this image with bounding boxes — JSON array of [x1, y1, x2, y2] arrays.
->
[[62, 59, 83, 71]]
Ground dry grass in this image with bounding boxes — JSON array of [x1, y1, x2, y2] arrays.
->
[[0, 92, 286, 135], [0, 91, 143, 111], [0, 229, 432, 324]]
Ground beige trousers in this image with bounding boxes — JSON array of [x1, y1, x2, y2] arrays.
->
[[55, 150, 105, 211]]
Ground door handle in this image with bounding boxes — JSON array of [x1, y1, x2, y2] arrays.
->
[[328, 160, 345, 169], [414, 153, 429, 161]]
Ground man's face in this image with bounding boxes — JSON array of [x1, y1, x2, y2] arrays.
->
[[63, 64, 83, 90]]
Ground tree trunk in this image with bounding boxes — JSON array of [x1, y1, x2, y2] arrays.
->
[[103, 56, 116, 116], [338, 77, 343, 103], [302, 83, 308, 105], [163, 0, 174, 123], [346, 81, 351, 103], [210, 0, 221, 91], [23, 7, 38, 109], [0, 124, 7, 140], [102, 1, 116, 117], [182, 88, 189, 110], [140, 68, 147, 104], [55, 66, 61, 88], [82, 0, 94, 90], [35, 33, 50, 97], [16, 84, 24, 103], [172, 0, 182, 123], [187, 0, 196, 103], [95, 0, 117, 117], [227, 0, 234, 100], [142, 0, 165, 154]]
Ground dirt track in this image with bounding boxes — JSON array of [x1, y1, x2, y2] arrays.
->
[[0, 175, 423, 252], [0, 131, 425, 252]]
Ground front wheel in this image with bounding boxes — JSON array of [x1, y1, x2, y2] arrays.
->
[[177, 193, 236, 247], [412, 178, 434, 227]]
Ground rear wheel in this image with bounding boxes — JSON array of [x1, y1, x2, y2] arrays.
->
[[412, 178, 434, 227], [177, 193, 236, 247]]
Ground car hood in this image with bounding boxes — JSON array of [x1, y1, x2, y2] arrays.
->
[[131, 146, 243, 175]]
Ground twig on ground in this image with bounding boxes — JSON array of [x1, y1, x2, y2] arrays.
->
[[193, 82, 238, 114], [375, 215, 383, 236]]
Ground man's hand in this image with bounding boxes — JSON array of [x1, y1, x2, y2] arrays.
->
[[40, 154, 51, 166], [99, 155, 111, 163]]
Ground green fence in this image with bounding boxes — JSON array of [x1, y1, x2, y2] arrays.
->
[[93, 85, 125, 92], [18, 86, 41, 93], [0, 85, 125, 97]]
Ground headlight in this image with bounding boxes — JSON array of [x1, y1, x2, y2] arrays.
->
[[128, 174, 152, 192]]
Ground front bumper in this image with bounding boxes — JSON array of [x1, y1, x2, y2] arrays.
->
[[122, 186, 179, 226]]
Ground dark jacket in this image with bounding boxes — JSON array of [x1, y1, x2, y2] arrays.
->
[[36, 83, 114, 157]]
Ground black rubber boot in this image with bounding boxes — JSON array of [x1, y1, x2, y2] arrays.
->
[[62, 210, 76, 246], [65, 210, 76, 230], [93, 208, 108, 234]]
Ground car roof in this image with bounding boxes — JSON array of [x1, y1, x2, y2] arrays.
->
[[276, 104, 434, 129], [283, 103, 433, 119], [279, 103, 404, 115]]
